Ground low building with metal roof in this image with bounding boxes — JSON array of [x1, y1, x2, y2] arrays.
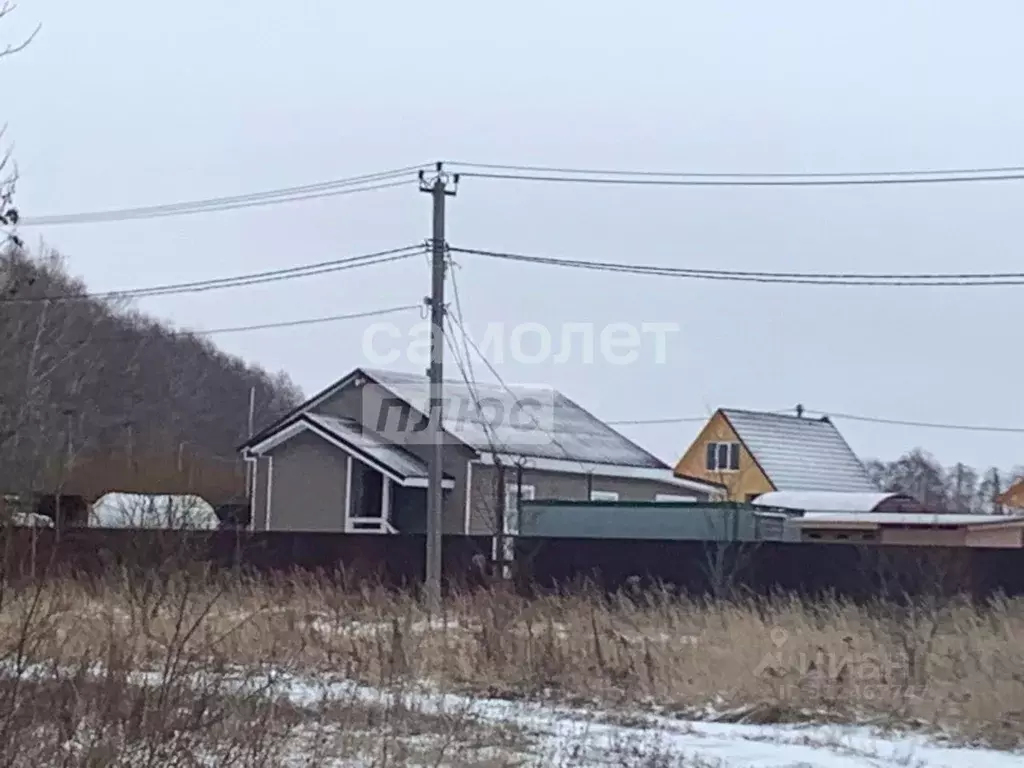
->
[[751, 490, 923, 513], [788, 510, 1024, 548]]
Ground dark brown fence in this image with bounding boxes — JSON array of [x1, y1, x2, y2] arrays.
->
[[512, 537, 1024, 600], [0, 529, 494, 591], [2, 529, 1023, 599]]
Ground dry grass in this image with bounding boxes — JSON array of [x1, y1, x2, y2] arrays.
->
[[0, 563, 1021, 763]]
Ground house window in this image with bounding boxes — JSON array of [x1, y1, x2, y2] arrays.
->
[[590, 490, 620, 502], [503, 484, 535, 534], [705, 441, 740, 472]]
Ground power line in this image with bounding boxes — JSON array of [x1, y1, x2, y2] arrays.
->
[[608, 409, 1024, 434], [447, 312, 593, 475], [19, 165, 428, 226], [448, 159, 1024, 180], [3, 245, 423, 303], [804, 409, 1024, 435], [443, 317, 508, 455], [446, 265, 508, 455], [185, 304, 420, 338], [456, 169, 1024, 188], [70, 305, 420, 348], [450, 246, 1024, 287], [607, 415, 714, 426]]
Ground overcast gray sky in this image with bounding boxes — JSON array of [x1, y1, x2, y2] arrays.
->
[[5, 1, 1024, 471]]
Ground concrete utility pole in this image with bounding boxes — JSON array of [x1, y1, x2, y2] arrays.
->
[[419, 163, 458, 612]]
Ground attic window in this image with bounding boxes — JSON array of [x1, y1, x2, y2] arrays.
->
[[706, 442, 740, 472]]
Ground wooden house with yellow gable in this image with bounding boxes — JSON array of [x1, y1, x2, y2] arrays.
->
[[997, 478, 1024, 511], [674, 408, 879, 502]]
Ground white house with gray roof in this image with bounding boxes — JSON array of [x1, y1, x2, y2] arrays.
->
[[241, 368, 722, 534]]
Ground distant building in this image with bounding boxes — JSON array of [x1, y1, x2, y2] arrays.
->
[[751, 490, 923, 514], [674, 408, 878, 501], [787, 511, 1024, 548], [997, 478, 1024, 511], [240, 368, 721, 535]]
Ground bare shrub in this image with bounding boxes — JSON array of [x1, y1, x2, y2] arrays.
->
[[0, 567, 1020, 760]]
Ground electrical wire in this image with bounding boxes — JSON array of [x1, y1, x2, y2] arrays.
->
[[608, 409, 1024, 434], [450, 246, 1024, 287], [456, 169, 1024, 187], [446, 264, 509, 454], [447, 159, 1024, 180], [71, 305, 420, 347], [19, 165, 428, 226], [446, 311, 593, 474], [23, 156, 1024, 228], [185, 305, 420, 338], [803, 409, 1024, 435], [606, 415, 716, 426], [443, 317, 509, 455], [2, 245, 424, 303]]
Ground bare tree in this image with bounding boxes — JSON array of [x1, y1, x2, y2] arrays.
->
[[698, 468, 761, 600], [0, 2, 39, 250]]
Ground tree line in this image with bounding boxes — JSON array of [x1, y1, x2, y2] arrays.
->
[[0, 9, 301, 500], [0, 245, 303, 496], [864, 449, 1024, 513]]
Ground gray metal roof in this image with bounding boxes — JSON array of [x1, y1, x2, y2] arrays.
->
[[721, 409, 878, 493], [363, 368, 667, 468], [305, 413, 435, 480]]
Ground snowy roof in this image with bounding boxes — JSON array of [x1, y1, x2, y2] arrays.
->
[[363, 368, 668, 469], [721, 409, 878, 493], [792, 511, 1024, 528], [751, 491, 915, 513], [306, 413, 435, 480]]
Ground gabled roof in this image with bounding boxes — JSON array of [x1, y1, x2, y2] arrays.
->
[[306, 414, 441, 482], [721, 409, 878, 493], [365, 368, 669, 469], [752, 490, 918, 513], [244, 367, 672, 472], [246, 412, 455, 488]]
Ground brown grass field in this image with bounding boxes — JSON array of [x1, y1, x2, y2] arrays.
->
[[0, 563, 1021, 765]]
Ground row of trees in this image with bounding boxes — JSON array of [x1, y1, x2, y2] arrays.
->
[[0, 6, 302, 502], [864, 449, 1024, 514], [0, 245, 304, 496]]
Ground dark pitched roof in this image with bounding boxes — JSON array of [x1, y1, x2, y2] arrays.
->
[[244, 367, 670, 470], [364, 368, 668, 468]]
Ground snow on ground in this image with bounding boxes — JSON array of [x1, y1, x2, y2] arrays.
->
[[276, 675, 1022, 767], [301, 615, 701, 647], [5, 659, 1013, 765]]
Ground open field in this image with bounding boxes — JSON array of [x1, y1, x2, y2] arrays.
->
[[0, 567, 1021, 765]]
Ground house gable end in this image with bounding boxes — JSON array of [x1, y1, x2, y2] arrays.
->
[[673, 410, 774, 500]]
